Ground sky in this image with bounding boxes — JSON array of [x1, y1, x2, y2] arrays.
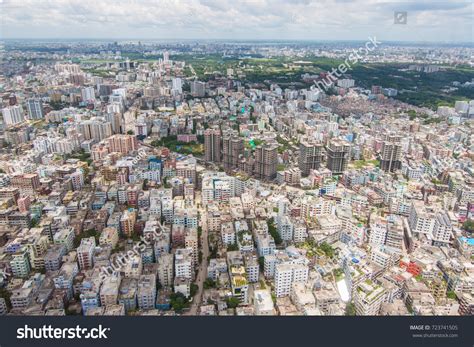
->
[[0, 0, 472, 42]]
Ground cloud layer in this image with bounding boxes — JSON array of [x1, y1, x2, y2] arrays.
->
[[1, 0, 472, 42]]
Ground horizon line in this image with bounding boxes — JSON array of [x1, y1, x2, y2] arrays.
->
[[2, 37, 474, 45]]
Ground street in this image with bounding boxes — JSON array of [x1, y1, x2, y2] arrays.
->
[[185, 194, 209, 315]]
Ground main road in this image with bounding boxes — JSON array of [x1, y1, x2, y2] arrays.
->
[[185, 192, 209, 315]]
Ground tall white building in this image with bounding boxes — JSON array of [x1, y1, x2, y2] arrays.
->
[[10, 249, 31, 278], [175, 248, 193, 279], [77, 237, 95, 270], [81, 87, 96, 102], [26, 98, 44, 120], [277, 215, 293, 241], [157, 253, 174, 287], [431, 213, 452, 246], [369, 216, 387, 246], [137, 274, 156, 310], [2, 105, 24, 126], [353, 280, 386, 315], [337, 78, 355, 88], [408, 201, 436, 235], [172, 78, 182, 94], [274, 263, 309, 297]]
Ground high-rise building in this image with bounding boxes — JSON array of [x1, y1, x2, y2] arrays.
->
[[26, 98, 44, 120], [408, 201, 435, 236], [137, 274, 156, 310], [0, 297, 7, 315], [157, 253, 174, 287], [172, 78, 182, 94], [204, 128, 222, 163], [76, 119, 113, 142], [175, 248, 194, 279], [11, 173, 40, 196], [369, 216, 387, 246], [274, 263, 309, 297], [298, 139, 323, 176], [222, 134, 244, 172], [353, 280, 386, 315], [77, 237, 95, 270], [185, 229, 199, 265], [118, 277, 138, 313], [431, 213, 452, 246], [190, 81, 205, 97], [120, 209, 136, 237], [459, 292, 474, 316], [1, 105, 24, 126], [107, 134, 138, 154], [163, 51, 170, 63], [254, 144, 278, 180], [10, 248, 31, 278], [380, 135, 402, 172], [326, 140, 351, 175], [17, 196, 31, 213], [81, 87, 96, 103]]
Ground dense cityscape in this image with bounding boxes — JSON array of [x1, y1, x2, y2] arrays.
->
[[0, 38, 473, 318]]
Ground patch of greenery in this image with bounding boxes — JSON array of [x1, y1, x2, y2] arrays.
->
[[227, 243, 239, 252], [318, 242, 335, 259], [226, 296, 240, 309], [258, 256, 265, 271], [170, 53, 474, 108], [447, 291, 457, 300], [190, 283, 199, 297], [0, 287, 12, 310], [267, 217, 282, 245], [151, 135, 203, 156], [352, 159, 380, 169], [345, 302, 356, 316], [170, 292, 190, 312], [462, 219, 474, 233], [204, 278, 216, 289]]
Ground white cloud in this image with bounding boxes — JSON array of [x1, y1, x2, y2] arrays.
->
[[0, 0, 472, 42]]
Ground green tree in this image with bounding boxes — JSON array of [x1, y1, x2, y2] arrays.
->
[[319, 242, 335, 258], [345, 302, 356, 316], [204, 278, 216, 289], [267, 218, 282, 245], [447, 291, 457, 300], [0, 287, 12, 310], [258, 256, 265, 271], [227, 243, 239, 251], [462, 219, 474, 233], [226, 297, 240, 309], [170, 292, 189, 312], [190, 283, 199, 297]]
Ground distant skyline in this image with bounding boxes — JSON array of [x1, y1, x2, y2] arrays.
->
[[1, 0, 473, 43]]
